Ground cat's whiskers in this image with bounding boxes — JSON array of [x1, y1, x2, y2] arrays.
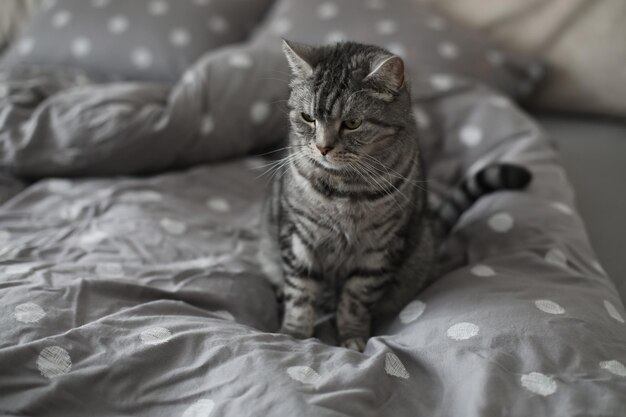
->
[[349, 159, 404, 211], [362, 154, 429, 193], [358, 159, 415, 210], [256, 150, 306, 181]]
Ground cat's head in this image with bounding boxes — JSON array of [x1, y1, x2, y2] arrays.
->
[[282, 40, 414, 170]]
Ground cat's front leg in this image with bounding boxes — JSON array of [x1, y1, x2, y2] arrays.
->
[[280, 274, 321, 339], [337, 273, 391, 351]]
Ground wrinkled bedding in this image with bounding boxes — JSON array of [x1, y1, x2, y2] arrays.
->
[[1, 79, 625, 416], [0, 0, 625, 414]]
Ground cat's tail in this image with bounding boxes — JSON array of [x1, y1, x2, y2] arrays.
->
[[434, 163, 532, 233]]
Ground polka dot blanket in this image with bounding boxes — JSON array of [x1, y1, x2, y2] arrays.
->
[[0, 1, 625, 416]]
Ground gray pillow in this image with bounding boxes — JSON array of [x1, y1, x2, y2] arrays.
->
[[252, 0, 546, 99], [0, 0, 275, 82]]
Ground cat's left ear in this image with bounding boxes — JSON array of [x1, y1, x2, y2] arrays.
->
[[365, 55, 405, 92]]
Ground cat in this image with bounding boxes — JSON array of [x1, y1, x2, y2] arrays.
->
[[259, 40, 531, 351]]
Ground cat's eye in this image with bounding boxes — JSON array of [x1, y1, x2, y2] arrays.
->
[[301, 112, 316, 123], [343, 119, 362, 130]]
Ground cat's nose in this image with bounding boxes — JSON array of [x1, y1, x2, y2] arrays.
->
[[316, 145, 334, 156]]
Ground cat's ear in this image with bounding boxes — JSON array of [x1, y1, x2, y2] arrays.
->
[[282, 39, 317, 78], [365, 55, 405, 92]]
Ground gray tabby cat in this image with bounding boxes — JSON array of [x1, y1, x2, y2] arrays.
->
[[260, 40, 531, 352]]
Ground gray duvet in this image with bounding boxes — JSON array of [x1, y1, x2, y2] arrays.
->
[[1, 78, 625, 416], [1, 3, 625, 413]]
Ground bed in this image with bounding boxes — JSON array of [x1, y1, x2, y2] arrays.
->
[[1, 1, 625, 416]]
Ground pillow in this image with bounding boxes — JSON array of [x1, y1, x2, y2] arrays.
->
[[416, 0, 626, 117], [252, 0, 546, 100], [0, 0, 275, 82]]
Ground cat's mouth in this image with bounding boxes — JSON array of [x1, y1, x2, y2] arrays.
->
[[308, 154, 350, 173]]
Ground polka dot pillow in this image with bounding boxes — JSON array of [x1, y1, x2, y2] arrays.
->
[[252, 0, 545, 99], [0, 0, 275, 82]]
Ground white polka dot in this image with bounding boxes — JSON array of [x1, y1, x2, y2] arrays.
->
[[160, 218, 187, 235], [183, 71, 196, 84], [140, 327, 172, 345], [251, 101, 271, 124], [383, 43, 404, 58], [17, 38, 35, 56], [592, 261, 606, 275], [545, 248, 567, 268], [604, 300, 625, 323], [429, 74, 454, 91], [488, 212, 514, 233], [14, 303, 46, 323], [0, 230, 11, 243], [270, 18, 291, 35], [447, 322, 479, 340], [118, 191, 163, 203], [182, 399, 215, 417], [317, 2, 339, 19], [228, 53, 252, 68], [201, 114, 214, 135], [37, 346, 72, 378], [489, 96, 511, 108], [412, 106, 430, 129], [550, 202, 574, 215], [427, 15, 447, 30], [5, 264, 33, 275], [385, 352, 410, 379], [131, 48, 153, 69], [52, 10, 72, 28], [438, 41, 459, 59], [365, 0, 385, 9], [148, 0, 169, 15], [376, 19, 397, 35], [96, 262, 124, 278], [71, 37, 92, 58], [487, 50, 505, 66], [170, 28, 191, 47], [459, 125, 484, 147], [521, 373, 557, 396], [91, 0, 110, 7], [287, 366, 321, 385], [399, 300, 426, 324], [206, 198, 231, 212], [108, 15, 129, 34], [471, 264, 495, 277], [600, 360, 626, 377], [208, 15, 229, 34], [534, 299, 565, 315], [79, 229, 108, 246], [325, 31, 347, 44]]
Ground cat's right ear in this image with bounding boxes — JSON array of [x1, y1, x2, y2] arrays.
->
[[282, 39, 316, 78]]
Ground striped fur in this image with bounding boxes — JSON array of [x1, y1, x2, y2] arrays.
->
[[260, 41, 532, 351], [437, 164, 532, 233]]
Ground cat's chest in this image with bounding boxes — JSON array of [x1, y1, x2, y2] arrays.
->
[[309, 201, 379, 267]]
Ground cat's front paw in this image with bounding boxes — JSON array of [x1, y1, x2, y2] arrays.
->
[[341, 337, 367, 352]]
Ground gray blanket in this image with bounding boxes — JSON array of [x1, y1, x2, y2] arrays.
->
[[1, 78, 625, 416]]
